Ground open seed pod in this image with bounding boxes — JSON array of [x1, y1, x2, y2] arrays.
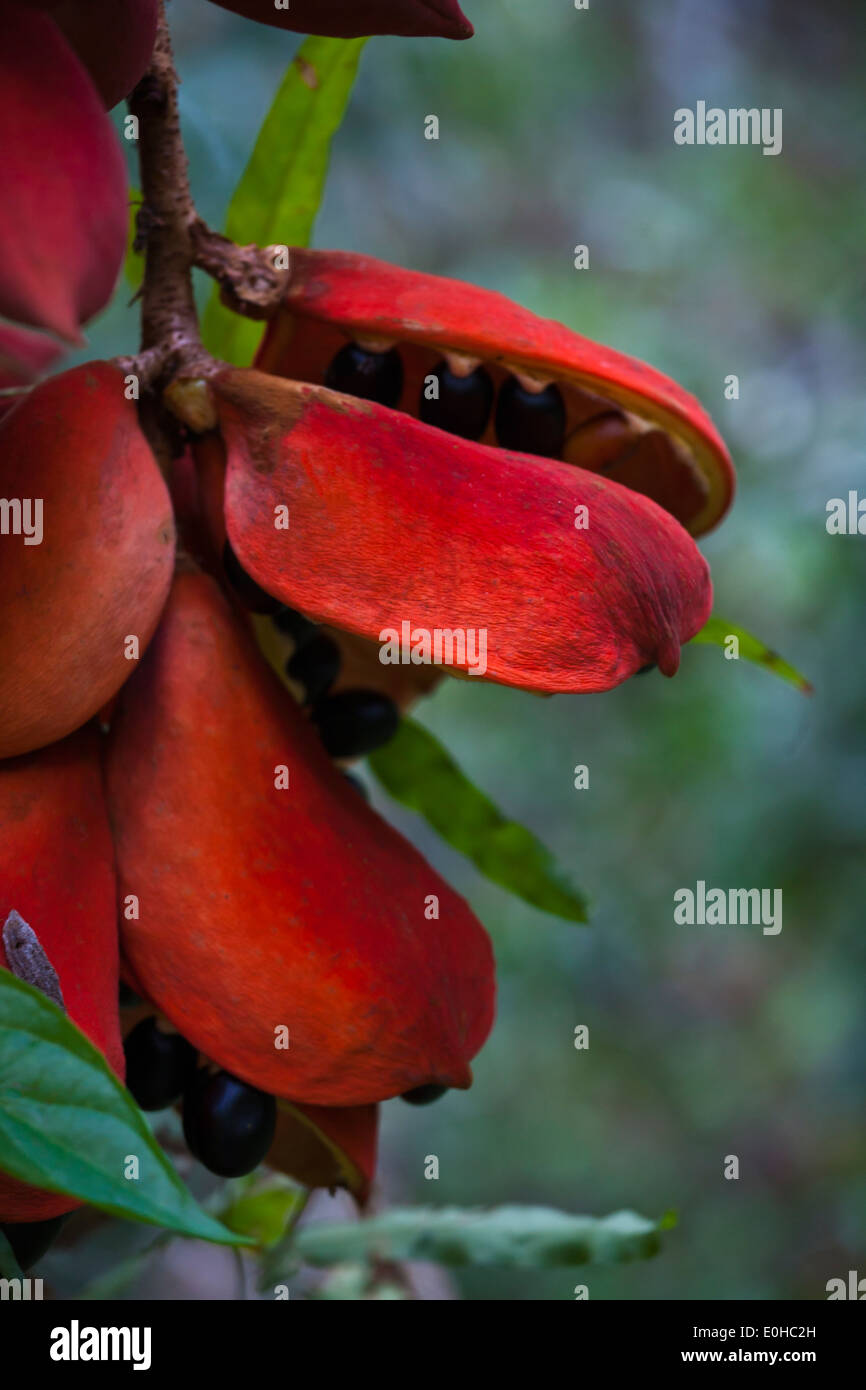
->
[[255, 249, 735, 537], [214, 368, 714, 693], [209, 251, 734, 695]]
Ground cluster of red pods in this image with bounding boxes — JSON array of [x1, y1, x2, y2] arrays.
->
[[0, 248, 735, 1267], [0, 0, 736, 1273]]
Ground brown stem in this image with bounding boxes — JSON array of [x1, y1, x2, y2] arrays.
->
[[126, 0, 210, 381], [117, 2, 289, 420], [189, 220, 291, 321]]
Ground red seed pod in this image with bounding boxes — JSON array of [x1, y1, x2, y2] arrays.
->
[[0, 363, 176, 759], [0, 2, 127, 340], [214, 369, 713, 692], [0, 724, 124, 1223], [24, 0, 159, 107], [256, 249, 735, 537], [105, 569, 495, 1108], [189, 428, 442, 715]]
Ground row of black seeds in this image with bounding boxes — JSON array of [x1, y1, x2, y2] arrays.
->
[[325, 341, 567, 456]]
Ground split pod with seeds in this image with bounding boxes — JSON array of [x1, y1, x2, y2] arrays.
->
[[210, 249, 734, 695], [255, 248, 734, 536]]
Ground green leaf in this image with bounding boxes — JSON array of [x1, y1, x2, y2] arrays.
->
[[296, 1206, 665, 1269], [0, 970, 244, 1246], [202, 35, 367, 366], [690, 616, 813, 693], [369, 719, 590, 923]]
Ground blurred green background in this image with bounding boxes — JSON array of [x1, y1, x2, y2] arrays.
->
[[69, 0, 865, 1299]]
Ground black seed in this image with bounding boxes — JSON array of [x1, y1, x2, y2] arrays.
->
[[324, 342, 403, 407], [494, 376, 566, 457], [1, 1215, 66, 1270], [222, 540, 281, 615], [118, 980, 141, 1007], [286, 632, 341, 704], [343, 771, 370, 801], [419, 360, 494, 440], [182, 1070, 276, 1179], [311, 689, 399, 758], [272, 606, 317, 648], [401, 1084, 448, 1106], [124, 1017, 198, 1112]]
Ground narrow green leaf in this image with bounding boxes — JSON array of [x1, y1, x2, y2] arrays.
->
[[690, 616, 813, 693], [202, 36, 367, 366], [296, 1206, 664, 1270], [0, 971, 244, 1246], [369, 719, 590, 923]]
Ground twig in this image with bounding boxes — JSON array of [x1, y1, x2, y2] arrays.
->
[[126, 3, 209, 380], [189, 220, 291, 321], [117, 0, 289, 398]]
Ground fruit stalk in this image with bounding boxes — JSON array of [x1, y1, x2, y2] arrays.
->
[[127, 0, 208, 383]]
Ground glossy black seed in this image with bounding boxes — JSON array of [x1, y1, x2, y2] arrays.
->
[[311, 689, 399, 759], [124, 1017, 198, 1112], [401, 1084, 448, 1106], [286, 632, 341, 704], [182, 1070, 276, 1178], [494, 376, 566, 457], [324, 342, 404, 407], [343, 771, 370, 801], [222, 540, 282, 615], [272, 606, 317, 648], [1, 1215, 66, 1270], [419, 361, 494, 440]]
